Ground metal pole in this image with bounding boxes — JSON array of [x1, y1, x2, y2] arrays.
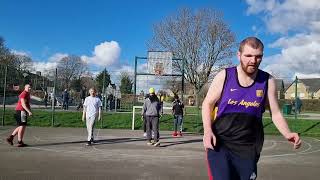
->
[[51, 68, 57, 127], [133, 56, 138, 106], [181, 58, 185, 102], [101, 68, 106, 128], [295, 76, 298, 121], [2, 65, 8, 126], [114, 89, 117, 112]]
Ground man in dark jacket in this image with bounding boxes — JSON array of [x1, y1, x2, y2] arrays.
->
[[62, 89, 69, 110], [172, 95, 184, 137], [77, 87, 87, 110]]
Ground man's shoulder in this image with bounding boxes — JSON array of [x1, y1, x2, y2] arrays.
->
[[19, 91, 28, 97]]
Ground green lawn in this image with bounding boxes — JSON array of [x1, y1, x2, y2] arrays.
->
[[1, 108, 319, 137]]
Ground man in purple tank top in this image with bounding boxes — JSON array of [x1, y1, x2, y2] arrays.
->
[[202, 37, 301, 180]]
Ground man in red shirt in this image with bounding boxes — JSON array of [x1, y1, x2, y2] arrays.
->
[[6, 84, 32, 147]]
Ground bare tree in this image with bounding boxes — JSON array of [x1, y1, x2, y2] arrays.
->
[[165, 77, 182, 95], [14, 54, 33, 72], [149, 8, 236, 106], [0, 37, 15, 66], [56, 55, 87, 89]]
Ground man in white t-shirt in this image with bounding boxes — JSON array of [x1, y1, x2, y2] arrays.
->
[[82, 88, 102, 146]]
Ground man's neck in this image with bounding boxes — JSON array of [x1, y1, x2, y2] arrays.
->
[[236, 65, 258, 86]]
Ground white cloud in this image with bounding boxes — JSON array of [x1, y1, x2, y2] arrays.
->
[[32, 53, 68, 74], [81, 41, 120, 66], [48, 53, 68, 62], [11, 50, 30, 56], [246, 0, 320, 34], [246, 0, 320, 78]]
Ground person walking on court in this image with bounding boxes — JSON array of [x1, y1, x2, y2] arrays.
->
[[172, 95, 184, 137], [141, 88, 162, 147], [82, 87, 102, 146], [142, 93, 150, 137], [202, 37, 301, 180], [6, 84, 32, 147]]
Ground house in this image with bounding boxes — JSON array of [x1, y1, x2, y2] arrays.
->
[[285, 78, 320, 99]]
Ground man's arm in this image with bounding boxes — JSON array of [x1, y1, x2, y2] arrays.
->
[[141, 100, 147, 116], [201, 70, 225, 149], [82, 99, 87, 121], [21, 98, 32, 116], [98, 106, 101, 121], [98, 99, 102, 121], [268, 76, 301, 149]]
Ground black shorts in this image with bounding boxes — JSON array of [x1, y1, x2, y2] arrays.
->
[[15, 110, 28, 126]]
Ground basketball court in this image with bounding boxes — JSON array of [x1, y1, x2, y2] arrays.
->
[[0, 126, 319, 180]]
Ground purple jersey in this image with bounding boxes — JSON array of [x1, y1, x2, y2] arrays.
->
[[212, 66, 269, 159]]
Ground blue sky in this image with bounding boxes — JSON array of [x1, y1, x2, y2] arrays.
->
[[1, 0, 319, 82]]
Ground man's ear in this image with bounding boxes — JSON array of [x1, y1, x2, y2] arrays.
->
[[237, 51, 241, 61]]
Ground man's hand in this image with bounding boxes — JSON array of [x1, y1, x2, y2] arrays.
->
[[141, 116, 144, 121], [28, 111, 32, 116], [285, 132, 302, 149], [203, 130, 216, 150], [98, 116, 101, 121], [82, 116, 85, 122]]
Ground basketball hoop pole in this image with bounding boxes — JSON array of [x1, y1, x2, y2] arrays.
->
[[181, 58, 185, 102], [2, 65, 7, 126], [133, 56, 138, 106]]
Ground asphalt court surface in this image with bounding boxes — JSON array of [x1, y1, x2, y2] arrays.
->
[[0, 127, 319, 180]]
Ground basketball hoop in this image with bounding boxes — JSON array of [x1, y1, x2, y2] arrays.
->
[[148, 51, 172, 76], [154, 62, 164, 76]]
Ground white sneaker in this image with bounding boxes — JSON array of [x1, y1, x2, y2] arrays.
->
[[143, 132, 147, 137], [153, 141, 160, 147]]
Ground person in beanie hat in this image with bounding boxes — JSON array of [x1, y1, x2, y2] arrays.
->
[[141, 87, 162, 147]]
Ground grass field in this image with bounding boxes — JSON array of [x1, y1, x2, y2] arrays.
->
[[0, 108, 319, 137]]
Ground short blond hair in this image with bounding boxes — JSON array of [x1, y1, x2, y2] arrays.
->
[[239, 37, 264, 53]]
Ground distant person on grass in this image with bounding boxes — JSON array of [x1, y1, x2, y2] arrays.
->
[[82, 87, 102, 146], [141, 88, 161, 147], [62, 89, 69, 110], [202, 37, 301, 180], [77, 86, 87, 110], [172, 94, 184, 137], [6, 84, 32, 147]]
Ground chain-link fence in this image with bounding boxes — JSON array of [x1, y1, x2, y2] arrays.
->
[[1, 63, 319, 135]]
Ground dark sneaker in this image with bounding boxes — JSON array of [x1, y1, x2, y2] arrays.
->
[[6, 136, 14, 146], [90, 138, 95, 144], [86, 141, 92, 146], [153, 141, 160, 147], [17, 141, 27, 147]]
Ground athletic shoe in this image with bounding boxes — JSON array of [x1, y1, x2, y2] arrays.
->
[[152, 131, 155, 138], [153, 141, 160, 147], [86, 141, 92, 146], [143, 132, 147, 137], [90, 138, 95, 144], [6, 135, 14, 146], [17, 141, 27, 147], [172, 131, 178, 137], [147, 141, 154, 146], [177, 131, 183, 137]]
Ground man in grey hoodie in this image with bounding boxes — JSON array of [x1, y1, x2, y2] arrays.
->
[[141, 87, 162, 147]]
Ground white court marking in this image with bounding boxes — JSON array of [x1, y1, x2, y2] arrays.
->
[[2, 130, 319, 160]]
